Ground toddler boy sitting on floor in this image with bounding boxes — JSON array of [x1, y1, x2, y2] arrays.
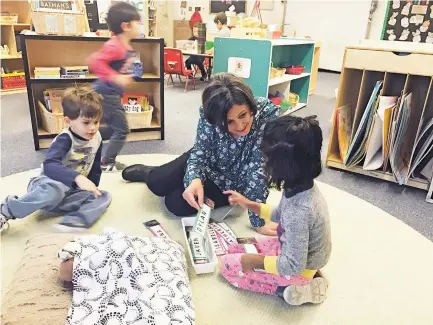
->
[[0, 86, 112, 232]]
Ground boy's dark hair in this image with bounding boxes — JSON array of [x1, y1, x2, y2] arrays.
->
[[62, 85, 103, 120], [107, 2, 140, 35], [261, 115, 323, 191], [202, 73, 257, 132], [214, 12, 227, 25]]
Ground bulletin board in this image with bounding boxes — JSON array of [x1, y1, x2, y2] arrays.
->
[[210, 0, 246, 14], [381, 0, 433, 43]]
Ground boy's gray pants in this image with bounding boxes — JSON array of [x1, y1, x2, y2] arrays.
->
[[99, 94, 130, 164], [3, 176, 112, 227]]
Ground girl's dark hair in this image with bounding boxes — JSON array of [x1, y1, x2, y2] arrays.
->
[[202, 73, 257, 132], [261, 115, 323, 191], [107, 2, 141, 35]]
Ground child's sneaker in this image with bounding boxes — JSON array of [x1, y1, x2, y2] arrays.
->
[[101, 161, 127, 172], [283, 277, 328, 306], [0, 213, 10, 231], [0, 197, 16, 231]]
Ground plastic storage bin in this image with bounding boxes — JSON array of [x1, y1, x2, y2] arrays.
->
[[181, 217, 218, 275]]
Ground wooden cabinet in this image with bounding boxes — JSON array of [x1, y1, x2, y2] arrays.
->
[[326, 40, 433, 198], [21, 34, 165, 150]]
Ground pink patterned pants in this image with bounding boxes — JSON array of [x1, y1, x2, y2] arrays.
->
[[220, 237, 312, 295]]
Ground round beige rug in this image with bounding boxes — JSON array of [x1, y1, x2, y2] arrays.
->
[[1, 154, 432, 325]]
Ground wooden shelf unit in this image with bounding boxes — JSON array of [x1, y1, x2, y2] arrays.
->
[[326, 40, 433, 196], [213, 38, 315, 113], [0, 1, 31, 71], [21, 34, 165, 150]]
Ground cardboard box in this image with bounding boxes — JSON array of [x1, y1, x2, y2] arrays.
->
[[182, 217, 218, 275], [44, 88, 64, 114], [31, 11, 88, 36]]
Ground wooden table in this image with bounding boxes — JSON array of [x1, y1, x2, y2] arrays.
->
[[181, 51, 214, 79]]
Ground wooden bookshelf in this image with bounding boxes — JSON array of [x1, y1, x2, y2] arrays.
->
[[326, 40, 433, 201], [21, 34, 165, 150], [0, 1, 31, 68]]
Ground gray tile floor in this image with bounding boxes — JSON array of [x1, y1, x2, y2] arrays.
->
[[1, 72, 433, 241]]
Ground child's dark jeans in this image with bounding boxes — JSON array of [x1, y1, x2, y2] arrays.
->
[[99, 94, 130, 164]]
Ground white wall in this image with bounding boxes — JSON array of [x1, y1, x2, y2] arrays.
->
[[284, 0, 372, 71], [169, 0, 285, 27], [368, 0, 388, 40]]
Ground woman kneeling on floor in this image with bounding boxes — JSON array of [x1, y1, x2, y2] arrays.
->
[[221, 115, 331, 305], [122, 73, 285, 235]]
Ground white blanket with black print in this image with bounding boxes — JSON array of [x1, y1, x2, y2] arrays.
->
[[60, 229, 195, 325]]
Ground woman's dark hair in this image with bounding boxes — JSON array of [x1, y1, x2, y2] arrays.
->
[[202, 73, 257, 132], [214, 12, 228, 25], [261, 115, 323, 191], [107, 2, 141, 35]]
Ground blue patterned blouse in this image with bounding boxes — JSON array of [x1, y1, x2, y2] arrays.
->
[[184, 97, 284, 227]]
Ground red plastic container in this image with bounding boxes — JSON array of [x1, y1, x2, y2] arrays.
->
[[1, 73, 26, 90], [270, 97, 283, 105], [285, 65, 305, 75]]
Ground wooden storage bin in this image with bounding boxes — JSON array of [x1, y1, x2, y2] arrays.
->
[[126, 106, 154, 129], [38, 101, 66, 134], [326, 41, 433, 196], [31, 11, 89, 36], [345, 48, 433, 76]]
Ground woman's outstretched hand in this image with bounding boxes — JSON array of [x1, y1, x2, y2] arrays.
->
[[256, 220, 278, 236], [183, 178, 204, 210]]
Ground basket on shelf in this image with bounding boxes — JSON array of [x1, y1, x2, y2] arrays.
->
[[270, 63, 286, 79], [0, 12, 18, 24], [1, 72, 26, 90], [126, 106, 154, 129], [38, 101, 66, 134]]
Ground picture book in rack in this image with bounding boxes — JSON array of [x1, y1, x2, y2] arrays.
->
[[337, 75, 433, 185]]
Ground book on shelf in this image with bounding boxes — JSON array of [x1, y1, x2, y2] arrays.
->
[[344, 81, 383, 167]]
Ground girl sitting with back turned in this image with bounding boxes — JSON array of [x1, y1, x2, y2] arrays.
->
[[222, 115, 331, 306]]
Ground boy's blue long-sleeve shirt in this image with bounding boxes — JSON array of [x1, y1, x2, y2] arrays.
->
[[184, 97, 284, 227], [42, 129, 103, 188]]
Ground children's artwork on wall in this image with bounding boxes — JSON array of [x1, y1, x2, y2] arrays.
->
[[382, 0, 433, 43], [401, 2, 411, 15], [409, 14, 424, 25], [420, 20, 431, 32], [387, 29, 397, 40], [389, 12, 398, 25], [399, 28, 410, 40], [412, 29, 422, 42]]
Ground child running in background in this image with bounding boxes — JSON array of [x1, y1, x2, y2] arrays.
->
[[89, 2, 141, 172], [0, 86, 112, 232], [222, 115, 331, 306], [185, 24, 207, 81]]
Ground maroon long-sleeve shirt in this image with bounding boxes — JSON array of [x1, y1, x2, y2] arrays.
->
[[88, 36, 135, 95]]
